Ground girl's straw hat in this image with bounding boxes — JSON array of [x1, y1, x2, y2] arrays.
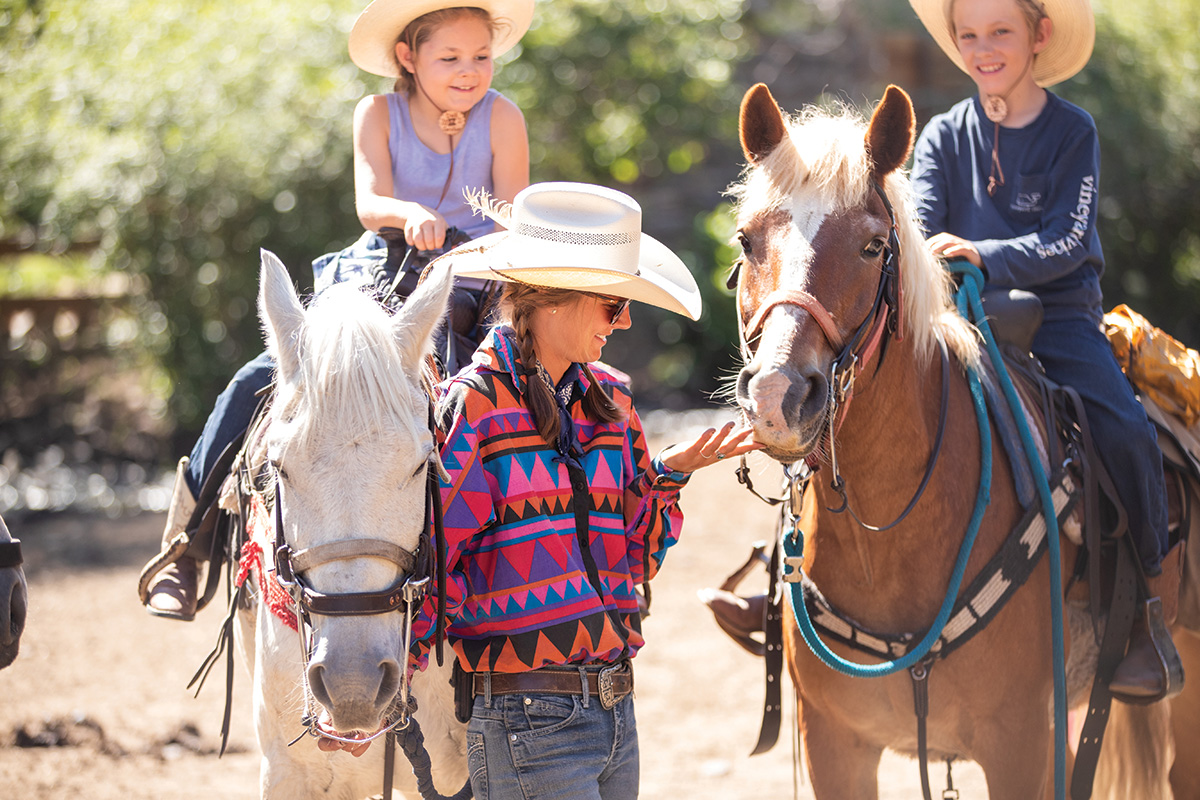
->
[[909, 0, 1094, 87], [349, 0, 535, 78], [440, 182, 703, 320]]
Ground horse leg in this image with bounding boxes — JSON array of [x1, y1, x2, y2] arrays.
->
[[800, 702, 884, 800], [971, 706, 1052, 800], [1170, 628, 1200, 797]]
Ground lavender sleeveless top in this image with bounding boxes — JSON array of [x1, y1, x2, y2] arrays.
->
[[388, 88, 498, 241]]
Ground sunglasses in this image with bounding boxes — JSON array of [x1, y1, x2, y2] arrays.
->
[[592, 294, 631, 324]]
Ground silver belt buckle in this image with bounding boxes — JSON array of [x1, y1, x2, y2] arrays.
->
[[598, 664, 619, 710]]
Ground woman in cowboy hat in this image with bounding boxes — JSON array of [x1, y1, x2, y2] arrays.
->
[[320, 182, 761, 795], [143, 0, 533, 621], [910, 0, 1182, 702]]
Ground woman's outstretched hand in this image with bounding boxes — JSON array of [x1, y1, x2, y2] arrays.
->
[[659, 420, 763, 474]]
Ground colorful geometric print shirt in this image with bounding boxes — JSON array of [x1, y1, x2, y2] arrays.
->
[[411, 327, 690, 674]]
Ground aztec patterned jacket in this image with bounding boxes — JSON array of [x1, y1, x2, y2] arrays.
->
[[411, 326, 689, 673]]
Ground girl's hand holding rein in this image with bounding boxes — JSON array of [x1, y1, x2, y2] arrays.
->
[[659, 421, 763, 474], [405, 203, 449, 251]]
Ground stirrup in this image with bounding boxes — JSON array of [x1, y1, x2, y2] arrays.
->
[[1112, 597, 1185, 705]]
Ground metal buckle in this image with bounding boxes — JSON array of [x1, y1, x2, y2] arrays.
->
[[598, 664, 620, 710]]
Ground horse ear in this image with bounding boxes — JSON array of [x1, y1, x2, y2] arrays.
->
[[740, 83, 787, 163], [865, 85, 915, 179], [392, 258, 454, 370], [258, 249, 304, 386]]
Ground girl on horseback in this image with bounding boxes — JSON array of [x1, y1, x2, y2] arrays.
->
[[142, 0, 533, 622], [909, 0, 1182, 702]]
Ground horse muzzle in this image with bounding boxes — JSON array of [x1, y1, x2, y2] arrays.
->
[[306, 629, 403, 734], [736, 361, 830, 462]]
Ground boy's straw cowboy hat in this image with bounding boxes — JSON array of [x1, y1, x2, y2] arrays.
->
[[441, 182, 703, 320], [909, 0, 1094, 87], [349, 0, 534, 78]]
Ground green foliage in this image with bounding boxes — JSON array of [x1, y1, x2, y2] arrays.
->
[[1060, 0, 1200, 342], [4, 0, 1200, 452], [1, 0, 752, 436], [499, 0, 746, 185], [2, 0, 368, 428]]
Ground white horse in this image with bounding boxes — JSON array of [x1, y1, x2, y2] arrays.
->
[[233, 250, 466, 799], [0, 512, 26, 670]]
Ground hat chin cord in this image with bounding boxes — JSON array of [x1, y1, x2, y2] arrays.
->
[[981, 52, 1037, 197], [411, 71, 466, 209]]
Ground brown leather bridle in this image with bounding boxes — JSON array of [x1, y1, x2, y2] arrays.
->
[[737, 180, 904, 432], [268, 398, 451, 749]]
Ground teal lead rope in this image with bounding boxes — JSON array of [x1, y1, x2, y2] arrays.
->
[[950, 261, 1067, 800], [781, 259, 1066, 800]]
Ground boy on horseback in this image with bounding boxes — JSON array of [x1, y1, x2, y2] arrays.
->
[[140, 0, 532, 621], [909, 0, 1183, 702]]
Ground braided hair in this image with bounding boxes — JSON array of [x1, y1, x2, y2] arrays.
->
[[500, 283, 625, 445]]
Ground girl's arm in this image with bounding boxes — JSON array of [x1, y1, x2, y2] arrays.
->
[[352, 94, 448, 250], [488, 95, 530, 226]]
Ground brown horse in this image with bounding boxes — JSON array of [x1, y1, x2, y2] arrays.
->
[[726, 82, 1179, 799]]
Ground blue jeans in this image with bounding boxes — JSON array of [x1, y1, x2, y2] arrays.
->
[[184, 350, 275, 498], [466, 692, 639, 800], [1032, 313, 1169, 573]]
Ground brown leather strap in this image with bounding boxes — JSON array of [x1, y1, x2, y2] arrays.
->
[[742, 288, 843, 351], [473, 664, 633, 699], [1070, 535, 1138, 799], [290, 539, 417, 574], [751, 540, 784, 756]]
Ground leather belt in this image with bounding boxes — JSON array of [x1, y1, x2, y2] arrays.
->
[[473, 662, 634, 710]]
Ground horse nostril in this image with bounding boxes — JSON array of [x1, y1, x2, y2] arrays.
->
[[736, 366, 756, 404], [376, 659, 401, 709], [307, 664, 332, 709]]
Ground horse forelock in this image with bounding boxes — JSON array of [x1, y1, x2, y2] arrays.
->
[[275, 284, 427, 452], [729, 104, 980, 370]]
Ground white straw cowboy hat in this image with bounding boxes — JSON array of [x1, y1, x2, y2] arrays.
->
[[909, 0, 1095, 87], [349, 0, 534, 78], [440, 182, 703, 320]]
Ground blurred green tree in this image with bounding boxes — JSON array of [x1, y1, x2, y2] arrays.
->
[[2, 0, 1199, 460], [1058, 0, 1200, 344]]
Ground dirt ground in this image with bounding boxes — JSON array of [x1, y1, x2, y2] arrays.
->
[[0, 441, 991, 799]]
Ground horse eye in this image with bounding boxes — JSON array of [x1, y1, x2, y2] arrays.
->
[[863, 238, 886, 258], [411, 460, 426, 479], [272, 461, 290, 482], [737, 231, 752, 256]]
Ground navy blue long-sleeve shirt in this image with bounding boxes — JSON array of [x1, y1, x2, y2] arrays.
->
[[912, 92, 1104, 319]]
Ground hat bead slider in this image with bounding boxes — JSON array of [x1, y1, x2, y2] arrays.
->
[[439, 110, 466, 136], [983, 96, 1008, 124]]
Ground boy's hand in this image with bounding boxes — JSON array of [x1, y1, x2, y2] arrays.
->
[[927, 232, 982, 269]]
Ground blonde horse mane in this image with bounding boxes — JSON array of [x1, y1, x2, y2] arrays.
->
[[272, 283, 430, 450], [727, 101, 980, 370]]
